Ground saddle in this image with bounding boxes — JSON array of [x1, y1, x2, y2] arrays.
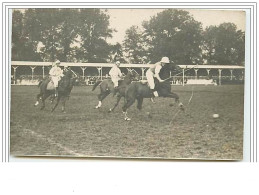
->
[[46, 80, 55, 90], [140, 80, 148, 85]]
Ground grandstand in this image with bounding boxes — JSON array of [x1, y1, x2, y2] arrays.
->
[[11, 61, 245, 86]]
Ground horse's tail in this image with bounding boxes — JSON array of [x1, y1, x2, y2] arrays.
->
[[92, 80, 102, 91], [38, 80, 43, 88]]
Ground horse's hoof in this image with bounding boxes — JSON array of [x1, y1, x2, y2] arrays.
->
[[125, 117, 131, 121], [108, 108, 113, 113], [34, 101, 39, 106], [179, 102, 184, 107], [179, 103, 185, 111], [95, 106, 99, 109]]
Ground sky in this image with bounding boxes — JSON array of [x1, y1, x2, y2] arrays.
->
[[105, 9, 246, 44]]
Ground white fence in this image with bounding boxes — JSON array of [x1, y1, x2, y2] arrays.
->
[[11, 61, 245, 86]]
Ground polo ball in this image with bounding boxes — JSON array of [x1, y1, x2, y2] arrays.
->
[[213, 114, 219, 118]]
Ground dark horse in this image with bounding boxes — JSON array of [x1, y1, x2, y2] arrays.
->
[[34, 69, 78, 112], [122, 64, 184, 120], [92, 70, 139, 110]]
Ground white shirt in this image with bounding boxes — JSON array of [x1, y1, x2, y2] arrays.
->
[[49, 66, 63, 77], [109, 65, 122, 78], [149, 62, 163, 78]]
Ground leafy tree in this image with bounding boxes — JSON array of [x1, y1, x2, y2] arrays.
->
[[203, 23, 245, 65], [12, 9, 41, 61], [77, 9, 113, 62], [109, 42, 126, 62], [12, 10, 24, 60], [142, 9, 203, 64], [12, 9, 114, 63], [123, 25, 147, 64]]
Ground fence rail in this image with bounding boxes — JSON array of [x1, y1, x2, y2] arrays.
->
[[11, 61, 245, 86]]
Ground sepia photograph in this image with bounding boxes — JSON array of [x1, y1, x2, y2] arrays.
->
[[10, 8, 246, 160]]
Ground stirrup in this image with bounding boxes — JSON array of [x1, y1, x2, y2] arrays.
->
[[153, 91, 159, 97]]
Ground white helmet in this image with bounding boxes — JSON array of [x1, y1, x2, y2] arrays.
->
[[115, 61, 121, 66], [160, 57, 170, 64], [55, 60, 61, 66]]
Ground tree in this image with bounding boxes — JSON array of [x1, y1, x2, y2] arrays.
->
[[12, 10, 24, 60], [142, 9, 203, 64], [77, 9, 114, 62], [12, 9, 41, 61], [12, 9, 114, 63], [123, 25, 147, 64], [109, 42, 126, 62], [203, 23, 245, 65]]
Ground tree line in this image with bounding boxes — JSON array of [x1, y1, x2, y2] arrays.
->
[[12, 9, 245, 65]]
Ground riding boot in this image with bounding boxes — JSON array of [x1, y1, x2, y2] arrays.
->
[[55, 87, 58, 97], [150, 89, 157, 103], [113, 86, 119, 96]]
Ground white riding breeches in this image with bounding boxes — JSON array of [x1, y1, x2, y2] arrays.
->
[[111, 77, 120, 87], [51, 76, 61, 87], [146, 69, 155, 89]]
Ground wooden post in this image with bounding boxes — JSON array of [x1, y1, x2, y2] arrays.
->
[[182, 68, 185, 86], [101, 67, 103, 80], [30, 66, 36, 80], [12, 66, 19, 84], [80, 67, 87, 80], [206, 68, 211, 76], [194, 68, 199, 80], [218, 69, 222, 85], [230, 69, 233, 80], [97, 67, 102, 80], [42, 66, 45, 78]]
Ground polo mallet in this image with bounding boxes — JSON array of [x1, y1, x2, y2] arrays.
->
[[70, 69, 79, 78]]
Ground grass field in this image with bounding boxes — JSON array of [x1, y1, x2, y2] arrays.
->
[[10, 85, 244, 160]]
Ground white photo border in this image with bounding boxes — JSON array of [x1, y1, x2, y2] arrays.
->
[[1, 1, 257, 162]]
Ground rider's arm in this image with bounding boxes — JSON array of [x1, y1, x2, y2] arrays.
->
[[49, 67, 55, 76], [109, 67, 115, 76], [154, 65, 164, 82], [118, 68, 122, 78]]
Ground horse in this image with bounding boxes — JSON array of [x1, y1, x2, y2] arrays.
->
[[122, 64, 184, 120], [34, 69, 79, 113], [92, 70, 139, 110]]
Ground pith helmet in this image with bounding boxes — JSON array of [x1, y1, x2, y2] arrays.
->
[[55, 60, 61, 66], [160, 57, 170, 64], [115, 61, 121, 66]]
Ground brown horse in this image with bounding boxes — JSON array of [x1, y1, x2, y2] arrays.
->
[[92, 70, 139, 111], [34, 69, 79, 113], [122, 64, 184, 120]]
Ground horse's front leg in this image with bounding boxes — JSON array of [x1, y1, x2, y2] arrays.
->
[[122, 98, 136, 121], [61, 97, 67, 113], [109, 94, 122, 112], [137, 97, 144, 110], [95, 90, 110, 109], [40, 93, 51, 110], [51, 95, 61, 112], [34, 93, 42, 106], [166, 92, 184, 110]]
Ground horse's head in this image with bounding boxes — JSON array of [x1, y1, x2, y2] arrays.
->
[[125, 69, 140, 82]]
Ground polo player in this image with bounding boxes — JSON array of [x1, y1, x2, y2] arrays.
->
[[146, 57, 170, 100], [49, 60, 64, 96]]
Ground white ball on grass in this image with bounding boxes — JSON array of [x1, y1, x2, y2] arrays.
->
[[213, 114, 219, 118]]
